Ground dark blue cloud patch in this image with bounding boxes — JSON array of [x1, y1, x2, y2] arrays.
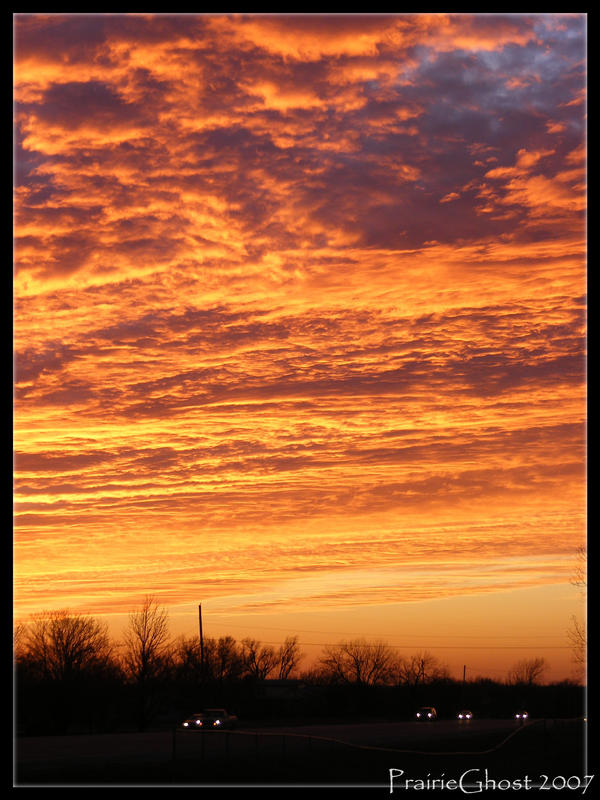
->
[[33, 80, 150, 132]]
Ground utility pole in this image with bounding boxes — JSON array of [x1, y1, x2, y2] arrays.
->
[[198, 604, 204, 671], [463, 664, 466, 685]]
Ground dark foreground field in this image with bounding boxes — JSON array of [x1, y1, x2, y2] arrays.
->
[[15, 718, 589, 788]]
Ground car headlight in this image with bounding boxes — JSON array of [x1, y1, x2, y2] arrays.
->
[[195, 720, 202, 725], [427, 713, 432, 718], [458, 714, 463, 719], [416, 713, 421, 717], [214, 719, 221, 726], [183, 722, 189, 727]]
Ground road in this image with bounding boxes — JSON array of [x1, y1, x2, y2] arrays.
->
[[15, 718, 585, 785], [15, 719, 532, 768], [258, 719, 523, 750]]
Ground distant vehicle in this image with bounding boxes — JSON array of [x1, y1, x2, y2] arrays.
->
[[182, 713, 205, 730], [514, 710, 529, 721], [181, 708, 238, 730], [415, 706, 437, 720], [457, 710, 473, 720]]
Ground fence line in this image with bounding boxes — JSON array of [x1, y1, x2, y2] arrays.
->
[[172, 717, 552, 763]]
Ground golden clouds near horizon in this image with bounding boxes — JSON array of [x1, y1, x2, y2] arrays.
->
[[14, 14, 586, 656]]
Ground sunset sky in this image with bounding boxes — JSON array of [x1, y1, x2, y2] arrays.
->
[[13, 13, 586, 681]]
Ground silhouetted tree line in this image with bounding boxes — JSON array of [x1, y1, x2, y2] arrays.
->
[[14, 598, 585, 736]]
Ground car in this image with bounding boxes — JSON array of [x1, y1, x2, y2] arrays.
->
[[182, 713, 205, 730], [181, 708, 238, 730], [457, 709, 473, 720], [514, 710, 529, 721], [415, 706, 437, 720]]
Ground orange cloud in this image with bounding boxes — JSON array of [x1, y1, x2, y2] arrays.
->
[[13, 15, 586, 681]]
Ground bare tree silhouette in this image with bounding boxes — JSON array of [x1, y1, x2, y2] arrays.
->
[[214, 635, 245, 682], [319, 638, 396, 686], [175, 634, 246, 683], [173, 634, 203, 681], [13, 621, 28, 662], [571, 545, 587, 590], [20, 609, 112, 681], [567, 545, 587, 681], [394, 650, 449, 687], [567, 617, 586, 676], [507, 657, 547, 686], [16, 609, 113, 732], [241, 637, 278, 680], [276, 635, 303, 679], [121, 596, 171, 730]]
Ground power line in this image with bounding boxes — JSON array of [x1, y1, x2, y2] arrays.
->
[[217, 639, 571, 651], [464, 664, 570, 677], [207, 621, 569, 643]]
